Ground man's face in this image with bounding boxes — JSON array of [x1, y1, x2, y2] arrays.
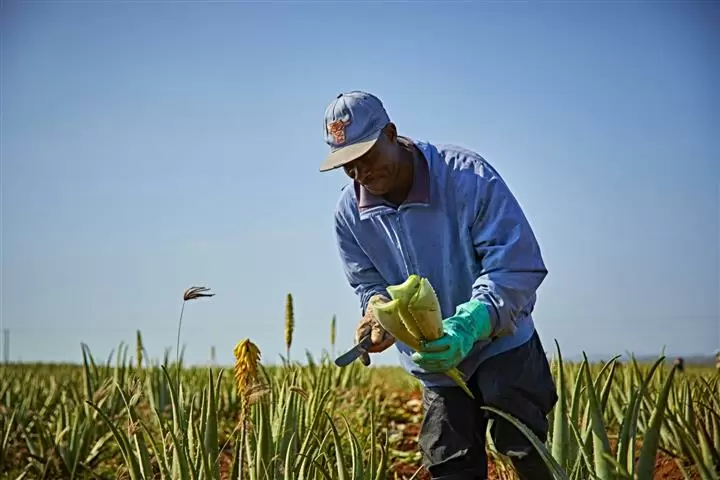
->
[[342, 126, 401, 196]]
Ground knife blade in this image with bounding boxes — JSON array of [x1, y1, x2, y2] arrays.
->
[[334, 334, 373, 367]]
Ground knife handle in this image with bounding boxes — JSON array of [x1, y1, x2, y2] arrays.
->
[[333, 334, 372, 367]]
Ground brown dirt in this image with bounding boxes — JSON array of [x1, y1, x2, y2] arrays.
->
[[604, 437, 701, 480], [653, 454, 697, 480]]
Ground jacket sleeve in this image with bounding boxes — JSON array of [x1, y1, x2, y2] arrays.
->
[[467, 162, 548, 336], [334, 211, 389, 315]]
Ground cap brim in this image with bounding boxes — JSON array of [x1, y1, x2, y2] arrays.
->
[[319, 131, 382, 172]]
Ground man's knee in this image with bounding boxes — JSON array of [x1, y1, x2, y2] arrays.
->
[[489, 412, 546, 456], [418, 386, 487, 479], [476, 332, 558, 434]]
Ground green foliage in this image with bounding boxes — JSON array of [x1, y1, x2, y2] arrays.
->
[[0, 338, 718, 479]]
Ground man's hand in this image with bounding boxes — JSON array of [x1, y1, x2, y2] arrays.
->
[[355, 294, 395, 366], [411, 299, 492, 373]]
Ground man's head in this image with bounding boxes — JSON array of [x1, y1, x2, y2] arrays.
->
[[319, 91, 407, 196]]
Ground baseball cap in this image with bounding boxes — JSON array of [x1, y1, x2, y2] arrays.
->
[[319, 90, 391, 172]]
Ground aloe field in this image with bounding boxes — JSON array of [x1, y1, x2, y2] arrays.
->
[[0, 288, 718, 480]]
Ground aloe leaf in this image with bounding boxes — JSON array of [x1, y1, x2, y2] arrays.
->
[[551, 340, 572, 470], [635, 362, 677, 479]]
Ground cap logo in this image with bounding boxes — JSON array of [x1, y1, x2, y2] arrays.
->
[[328, 114, 351, 144]]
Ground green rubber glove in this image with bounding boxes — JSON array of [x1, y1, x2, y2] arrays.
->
[[410, 299, 492, 373]]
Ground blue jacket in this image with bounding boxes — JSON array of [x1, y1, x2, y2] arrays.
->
[[333, 138, 548, 386]]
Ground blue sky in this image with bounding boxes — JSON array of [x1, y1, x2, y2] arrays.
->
[[2, 1, 718, 367]]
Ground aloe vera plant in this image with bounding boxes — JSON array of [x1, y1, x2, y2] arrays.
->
[[1, 285, 717, 480]]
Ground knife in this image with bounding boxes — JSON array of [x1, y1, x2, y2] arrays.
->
[[334, 334, 373, 367]]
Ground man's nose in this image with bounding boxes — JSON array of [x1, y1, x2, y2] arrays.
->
[[354, 163, 373, 181]]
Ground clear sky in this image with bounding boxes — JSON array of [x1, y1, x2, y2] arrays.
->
[[2, 1, 718, 367]]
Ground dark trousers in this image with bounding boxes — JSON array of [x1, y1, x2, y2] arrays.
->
[[418, 330, 558, 480]]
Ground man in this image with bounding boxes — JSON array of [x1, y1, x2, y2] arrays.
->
[[321, 90, 558, 480]]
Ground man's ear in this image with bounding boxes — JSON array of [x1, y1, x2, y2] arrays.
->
[[383, 122, 397, 143]]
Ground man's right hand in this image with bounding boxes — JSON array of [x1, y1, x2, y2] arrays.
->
[[355, 294, 395, 366]]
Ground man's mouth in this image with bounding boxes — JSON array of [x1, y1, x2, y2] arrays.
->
[[364, 171, 387, 187], [365, 177, 384, 189]]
